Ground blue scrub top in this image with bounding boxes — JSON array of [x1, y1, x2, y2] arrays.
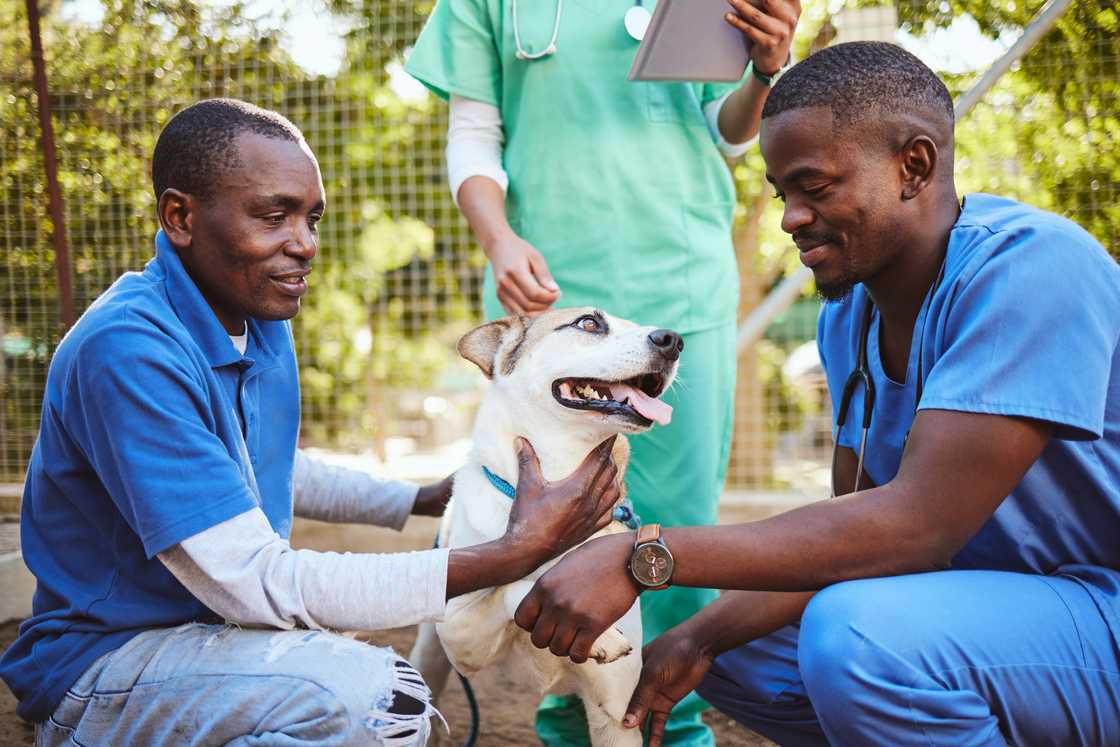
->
[[818, 194, 1120, 626], [0, 232, 301, 723]]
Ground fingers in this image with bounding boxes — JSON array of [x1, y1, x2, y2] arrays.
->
[[497, 275, 538, 315], [623, 677, 653, 730], [593, 510, 614, 532], [577, 435, 618, 485], [648, 711, 671, 747], [548, 621, 579, 658], [528, 251, 561, 293], [590, 457, 619, 500], [499, 264, 557, 309], [515, 437, 544, 492], [513, 586, 542, 632], [530, 615, 558, 651], [733, 0, 800, 28], [568, 628, 597, 664], [727, 0, 786, 35]]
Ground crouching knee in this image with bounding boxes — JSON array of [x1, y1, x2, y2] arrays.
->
[[360, 659, 439, 746], [287, 640, 439, 746], [798, 580, 907, 718]]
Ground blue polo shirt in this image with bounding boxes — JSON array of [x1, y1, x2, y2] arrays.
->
[[0, 231, 301, 723], [818, 194, 1120, 639]]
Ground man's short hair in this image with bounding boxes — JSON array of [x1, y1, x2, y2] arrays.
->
[[762, 41, 954, 131], [152, 98, 304, 202]]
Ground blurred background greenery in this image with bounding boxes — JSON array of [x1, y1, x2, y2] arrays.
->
[[1, 0, 1117, 505]]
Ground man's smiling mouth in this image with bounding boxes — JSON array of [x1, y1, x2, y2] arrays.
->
[[270, 269, 311, 296]]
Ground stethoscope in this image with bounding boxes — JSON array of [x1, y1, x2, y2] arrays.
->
[[830, 254, 947, 497], [512, 0, 651, 60]]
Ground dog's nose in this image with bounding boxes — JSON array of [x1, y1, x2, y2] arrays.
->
[[648, 329, 684, 361]]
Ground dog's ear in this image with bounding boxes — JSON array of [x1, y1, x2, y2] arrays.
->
[[458, 316, 524, 378]]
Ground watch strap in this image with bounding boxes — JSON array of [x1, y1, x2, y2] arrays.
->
[[635, 523, 662, 546]]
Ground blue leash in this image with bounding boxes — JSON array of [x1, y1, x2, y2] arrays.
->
[[482, 465, 641, 529]]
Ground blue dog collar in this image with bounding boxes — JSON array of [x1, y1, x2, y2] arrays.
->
[[482, 465, 641, 530]]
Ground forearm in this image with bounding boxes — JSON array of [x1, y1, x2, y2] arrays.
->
[[160, 509, 448, 631], [665, 485, 950, 591], [717, 75, 771, 145], [446, 537, 540, 599], [682, 590, 813, 657], [458, 175, 516, 256]]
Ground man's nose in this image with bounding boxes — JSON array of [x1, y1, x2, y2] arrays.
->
[[781, 197, 814, 236], [648, 329, 684, 361], [288, 223, 318, 260]]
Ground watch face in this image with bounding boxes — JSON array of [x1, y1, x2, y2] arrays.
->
[[632, 543, 673, 587]]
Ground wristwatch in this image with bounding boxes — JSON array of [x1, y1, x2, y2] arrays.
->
[[751, 55, 791, 87], [628, 523, 674, 590]]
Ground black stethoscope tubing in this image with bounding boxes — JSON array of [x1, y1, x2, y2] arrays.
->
[[830, 254, 948, 497]]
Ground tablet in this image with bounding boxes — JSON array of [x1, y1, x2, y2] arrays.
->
[[628, 0, 751, 83]]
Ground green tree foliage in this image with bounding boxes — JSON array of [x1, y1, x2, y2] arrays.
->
[[901, 0, 1119, 254], [0, 0, 476, 476]]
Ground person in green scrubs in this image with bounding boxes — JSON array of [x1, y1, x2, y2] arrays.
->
[[406, 1, 799, 744]]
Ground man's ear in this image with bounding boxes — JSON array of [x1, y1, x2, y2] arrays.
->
[[458, 316, 523, 378], [900, 135, 938, 201], [158, 188, 193, 250]]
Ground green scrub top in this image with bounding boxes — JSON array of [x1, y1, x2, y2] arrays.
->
[[406, 0, 744, 333]]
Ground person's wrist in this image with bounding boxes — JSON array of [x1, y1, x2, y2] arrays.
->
[[752, 61, 781, 79], [480, 225, 518, 257], [499, 531, 550, 576]]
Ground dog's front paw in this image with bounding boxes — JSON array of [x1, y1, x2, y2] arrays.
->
[[589, 627, 632, 664]]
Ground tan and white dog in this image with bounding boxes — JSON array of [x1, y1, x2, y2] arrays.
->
[[409, 307, 682, 747]]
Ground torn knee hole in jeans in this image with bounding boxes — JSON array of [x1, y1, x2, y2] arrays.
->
[[364, 658, 447, 745]]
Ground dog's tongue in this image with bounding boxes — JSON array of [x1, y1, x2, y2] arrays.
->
[[609, 383, 673, 426]]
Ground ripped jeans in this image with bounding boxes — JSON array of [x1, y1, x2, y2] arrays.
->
[[35, 622, 436, 746]]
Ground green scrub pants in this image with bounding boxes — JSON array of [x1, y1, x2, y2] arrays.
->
[[537, 322, 737, 747]]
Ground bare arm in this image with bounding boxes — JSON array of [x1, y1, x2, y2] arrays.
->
[[714, 0, 800, 146], [515, 409, 1053, 656]]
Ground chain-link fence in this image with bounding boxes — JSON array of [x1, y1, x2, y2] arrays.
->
[[3, 0, 1117, 511]]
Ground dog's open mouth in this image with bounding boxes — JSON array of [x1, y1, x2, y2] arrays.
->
[[551, 373, 672, 426]]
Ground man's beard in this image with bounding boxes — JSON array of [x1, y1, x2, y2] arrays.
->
[[817, 274, 855, 302], [816, 256, 858, 302]]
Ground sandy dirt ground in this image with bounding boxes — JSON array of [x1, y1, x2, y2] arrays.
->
[[1, 501, 783, 746]]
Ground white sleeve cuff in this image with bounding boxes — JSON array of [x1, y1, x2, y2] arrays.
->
[[704, 92, 757, 159], [292, 449, 418, 531], [447, 94, 509, 207], [159, 508, 449, 631]]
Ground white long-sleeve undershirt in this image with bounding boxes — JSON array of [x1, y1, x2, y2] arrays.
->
[[158, 450, 448, 632], [445, 91, 756, 204]]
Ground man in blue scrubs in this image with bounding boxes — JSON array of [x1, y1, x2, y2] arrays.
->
[[508, 42, 1120, 745]]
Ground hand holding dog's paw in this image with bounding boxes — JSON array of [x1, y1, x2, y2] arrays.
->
[[513, 533, 640, 663], [504, 436, 621, 569]]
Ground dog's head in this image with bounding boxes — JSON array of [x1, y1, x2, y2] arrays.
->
[[459, 307, 681, 435]]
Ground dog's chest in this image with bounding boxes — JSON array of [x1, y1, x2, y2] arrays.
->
[[447, 467, 514, 548]]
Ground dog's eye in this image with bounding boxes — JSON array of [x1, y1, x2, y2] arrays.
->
[[574, 315, 602, 334]]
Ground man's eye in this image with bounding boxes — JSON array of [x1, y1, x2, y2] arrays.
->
[[772, 190, 785, 202], [309, 214, 322, 231], [575, 315, 601, 333], [804, 184, 829, 196], [263, 213, 285, 225]]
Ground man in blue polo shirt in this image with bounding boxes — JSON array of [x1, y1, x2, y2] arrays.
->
[[1, 99, 623, 745], [505, 43, 1120, 746]]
